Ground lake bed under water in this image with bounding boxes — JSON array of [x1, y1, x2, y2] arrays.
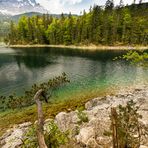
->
[[0, 47, 148, 106]]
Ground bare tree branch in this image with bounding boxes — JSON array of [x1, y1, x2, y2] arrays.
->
[[34, 89, 48, 148]]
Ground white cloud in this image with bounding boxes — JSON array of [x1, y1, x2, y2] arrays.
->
[[36, 0, 148, 14], [60, 0, 83, 5], [36, 0, 64, 13], [36, 0, 84, 14]]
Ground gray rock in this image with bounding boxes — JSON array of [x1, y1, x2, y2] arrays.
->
[[55, 112, 68, 131], [2, 129, 24, 148], [85, 98, 100, 110], [86, 138, 99, 148], [76, 127, 95, 145], [96, 137, 112, 147], [19, 122, 32, 128], [0, 130, 12, 141], [1, 122, 32, 148], [55, 111, 79, 132], [87, 118, 110, 137], [1, 85, 148, 148], [140, 146, 148, 148]]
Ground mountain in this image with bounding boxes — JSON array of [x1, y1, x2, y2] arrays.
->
[[11, 12, 43, 21], [11, 12, 77, 21], [0, 13, 10, 20], [0, 0, 48, 15]]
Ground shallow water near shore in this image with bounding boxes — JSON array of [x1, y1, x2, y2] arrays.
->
[[0, 47, 148, 110]]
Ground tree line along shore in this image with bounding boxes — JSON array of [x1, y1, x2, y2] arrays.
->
[[5, 2, 148, 47]]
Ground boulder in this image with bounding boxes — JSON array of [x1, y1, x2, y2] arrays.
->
[[55, 111, 79, 132], [1, 85, 148, 148], [96, 137, 112, 147], [1, 129, 24, 148], [0, 122, 32, 148], [87, 118, 110, 137], [86, 138, 99, 148], [85, 98, 101, 110], [76, 127, 95, 145], [85, 97, 111, 110], [140, 146, 148, 148], [55, 112, 69, 132]]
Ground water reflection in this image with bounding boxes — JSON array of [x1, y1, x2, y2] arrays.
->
[[14, 48, 56, 69], [0, 47, 147, 98]]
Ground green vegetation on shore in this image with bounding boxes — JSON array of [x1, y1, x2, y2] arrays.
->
[[0, 21, 10, 40], [0, 73, 69, 111], [0, 71, 114, 137], [7, 2, 148, 46], [0, 88, 111, 137]]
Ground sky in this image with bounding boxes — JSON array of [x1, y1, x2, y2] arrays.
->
[[36, 0, 148, 14]]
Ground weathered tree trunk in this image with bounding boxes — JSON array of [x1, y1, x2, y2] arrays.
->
[[111, 107, 118, 148], [34, 89, 48, 148]]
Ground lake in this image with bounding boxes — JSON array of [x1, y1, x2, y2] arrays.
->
[[0, 47, 148, 106]]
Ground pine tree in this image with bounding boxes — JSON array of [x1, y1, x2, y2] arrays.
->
[[6, 1, 148, 46], [9, 21, 17, 44], [105, 0, 114, 11], [119, 0, 124, 8]]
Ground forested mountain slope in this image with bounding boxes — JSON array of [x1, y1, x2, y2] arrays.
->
[[7, 1, 148, 46]]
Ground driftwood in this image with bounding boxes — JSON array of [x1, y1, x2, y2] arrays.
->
[[34, 89, 48, 148]]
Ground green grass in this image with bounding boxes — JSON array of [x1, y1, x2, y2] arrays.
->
[[0, 89, 114, 137]]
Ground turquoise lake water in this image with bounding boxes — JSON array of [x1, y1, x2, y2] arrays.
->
[[0, 47, 148, 105]]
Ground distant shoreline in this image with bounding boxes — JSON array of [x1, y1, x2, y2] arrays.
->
[[8, 44, 148, 50]]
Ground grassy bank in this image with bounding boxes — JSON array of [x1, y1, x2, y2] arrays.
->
[[8, 44, 148, 50], [0, 89, 113, 137]]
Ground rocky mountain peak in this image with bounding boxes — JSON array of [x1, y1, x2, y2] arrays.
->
[[0, 0, 48, 15]]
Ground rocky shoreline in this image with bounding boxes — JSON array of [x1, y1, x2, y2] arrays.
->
[[1, 85, 148, 148], [8, 44, 148, 50]]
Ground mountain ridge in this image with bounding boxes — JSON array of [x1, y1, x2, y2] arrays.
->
[[0, 0, 48, 15]]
